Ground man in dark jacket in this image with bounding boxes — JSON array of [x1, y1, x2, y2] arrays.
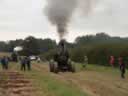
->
[[20, 57, 26, 71], [118, 57, 126, 79], [5, 56, 9, 69], [1, 56, 8, 70], [26, 57, 31, 70]]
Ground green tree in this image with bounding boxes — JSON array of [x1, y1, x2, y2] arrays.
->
[[21, 36, 40, 56]]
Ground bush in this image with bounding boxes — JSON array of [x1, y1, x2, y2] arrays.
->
[[88, 43, 128, 67], [40, 49, 56, 61], [69, 43, 128, 68], [69, 47, 89, 63]]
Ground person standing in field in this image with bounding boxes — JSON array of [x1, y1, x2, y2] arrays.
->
[[83, 56, 88, 68], [118, 56, 126, 79], [1, 57, 6, 70], [1, 56, 8, 70], [5, 56, 9, 69], [20, 57, 26, 71], [26, 57, 31, 71], [110, 56, 115, 67]]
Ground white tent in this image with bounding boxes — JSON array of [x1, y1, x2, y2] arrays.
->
[[14, 46, 23, 52]]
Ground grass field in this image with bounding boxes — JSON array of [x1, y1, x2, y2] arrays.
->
[[0, 61, 128, 96]]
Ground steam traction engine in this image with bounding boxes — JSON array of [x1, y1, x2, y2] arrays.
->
[[49, 40, 75, 73]]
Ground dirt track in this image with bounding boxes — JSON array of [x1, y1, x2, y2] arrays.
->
[[33, 63, 128, 96], [0, 71, 35, 96], [0, 63, 128, 96]]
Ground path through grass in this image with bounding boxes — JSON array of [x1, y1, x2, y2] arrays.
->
[[11, 62, 88, 96]]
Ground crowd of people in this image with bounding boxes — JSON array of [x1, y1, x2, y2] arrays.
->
[[0, 54, 126, 79], [82, 55, 126, 79], [0, 56, 32, 71], [20, 57, 31, 71]]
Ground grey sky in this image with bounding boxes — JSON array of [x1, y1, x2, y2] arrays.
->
[[0, 0, 128, 42]]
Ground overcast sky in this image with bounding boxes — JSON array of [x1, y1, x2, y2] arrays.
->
[[0, 0, 128, 42]]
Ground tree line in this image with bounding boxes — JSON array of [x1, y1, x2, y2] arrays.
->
[[0, 33, 128, 67], [41, 32, 128, 67], [0, 36, 56, 56]]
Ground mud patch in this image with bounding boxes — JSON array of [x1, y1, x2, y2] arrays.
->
[[0, 71, 35, 96]]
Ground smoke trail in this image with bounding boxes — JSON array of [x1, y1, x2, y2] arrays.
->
[[79, 0, 98, 16], [45, 0, 77, 40], [45, 0, 97, 40]]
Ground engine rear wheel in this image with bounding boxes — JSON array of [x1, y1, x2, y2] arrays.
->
[[53, 62, 59, 73], [68, 60, 75, 73], [49, 60, 55, 72], [71, 64, 75, 72]]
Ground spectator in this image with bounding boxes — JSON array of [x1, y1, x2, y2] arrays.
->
[[1, 56, 8, 70], [118, 56, 126, 79], [5, 56, 9, 69], [26, 57, 31, 71], [82, 56, 88, 68], [20, 57, 26, 71], [110, 56, 115, 67]]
